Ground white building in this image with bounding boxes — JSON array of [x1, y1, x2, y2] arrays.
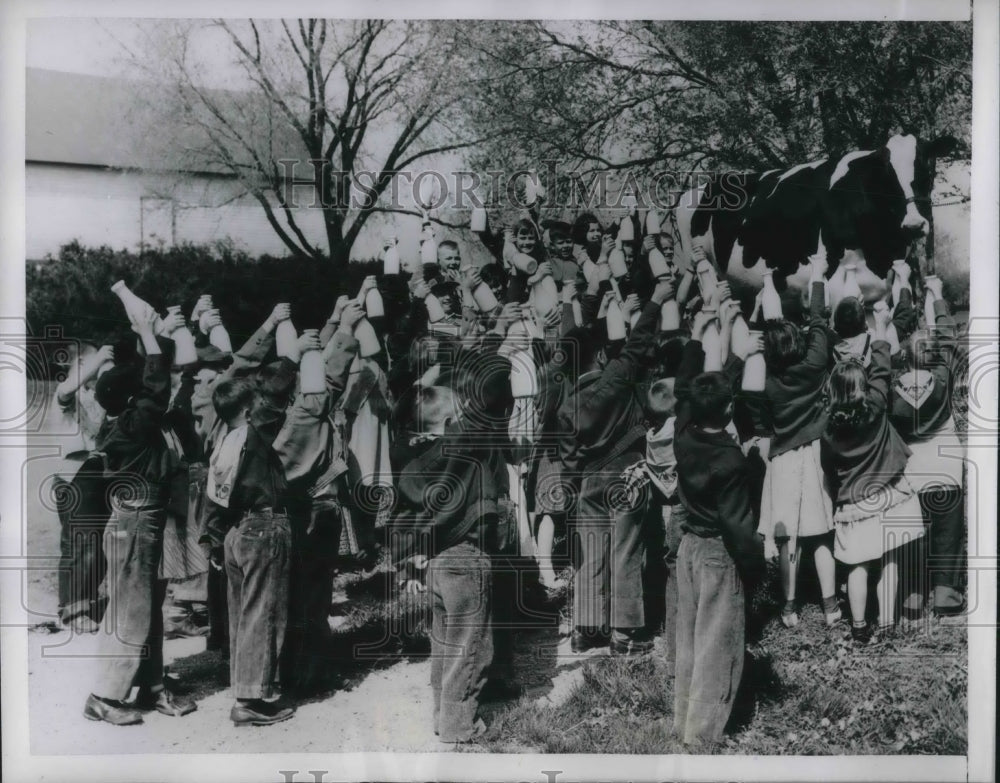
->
[[25, 67, 394, 261]]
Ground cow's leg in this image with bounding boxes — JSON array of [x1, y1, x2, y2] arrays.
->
[[909, 235, 931, 296], [826, 246, 849, 314]]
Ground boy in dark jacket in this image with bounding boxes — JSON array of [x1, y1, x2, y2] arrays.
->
[[672, 308, 764, 745], [557, 278, 674, 655], [388, 331, 512, 744], [83, 307, 197, 726]]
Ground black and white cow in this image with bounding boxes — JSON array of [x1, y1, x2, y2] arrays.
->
[[674, 133, 958, 302]]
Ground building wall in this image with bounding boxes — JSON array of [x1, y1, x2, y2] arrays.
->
[[25, 163, 496, 267], [26, 163, 328, 258]]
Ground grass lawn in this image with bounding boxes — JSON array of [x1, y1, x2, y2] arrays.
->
[[477, 570, 967, 756], [326, 553, 967, 756]]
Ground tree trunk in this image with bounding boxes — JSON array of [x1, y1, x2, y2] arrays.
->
[[324, 212, 349, 268]]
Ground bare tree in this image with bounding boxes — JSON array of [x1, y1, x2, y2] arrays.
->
[[121, 19, 489, 266]]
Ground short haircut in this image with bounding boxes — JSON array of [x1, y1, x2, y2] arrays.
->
[[94, 365, 139, 416], [437, 239, 459, 255], [687, 372, 733, 429], [513, 218, 539, 240], [654, 336, 686, 378], [646, 377, 677, 422], [546, 220, 572, 240], [563, 325, 604, 374], [478, 263, 505, 289], [763, 320, 806, 371], [212, 377, 255, 423], [833, 297, 867, 339], [412, 385, 459, 433]]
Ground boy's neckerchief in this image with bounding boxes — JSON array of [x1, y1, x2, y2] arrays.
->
[[206, 423, 248, 508]]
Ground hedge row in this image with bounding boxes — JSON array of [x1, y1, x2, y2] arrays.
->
[[26, 241, 407, 366]]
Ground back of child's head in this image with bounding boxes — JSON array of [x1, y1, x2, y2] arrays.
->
[[212, 377, 255, 424], [688, 371, 733, 429], [479, 263, 505, 290], [763, 319, 806, 371], [833, 297, 867, 339], [646, 377, 677, 429], [653, 336, 686, 378], [254, 361, 294, 409], [95, 364, 140, 416], [564, 325, 604, 375], [824, 360, 873, 434]]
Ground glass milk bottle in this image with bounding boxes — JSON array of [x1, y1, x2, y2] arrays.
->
[[761, 269, 783, 320], [275, 305, 299, 361], [165, 306, 198, 364], [299, 329, 325, 393]]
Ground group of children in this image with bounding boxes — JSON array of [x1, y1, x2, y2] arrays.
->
[[53, 204, 966, 745]]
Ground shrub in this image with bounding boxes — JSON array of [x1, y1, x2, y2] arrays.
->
[[25, 241, 410, 378]]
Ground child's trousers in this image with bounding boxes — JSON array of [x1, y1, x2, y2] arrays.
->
[[224, 509, 291, 700], [572, 486, 648, 632], [94, 505, 167, 700], [673, 532, 745, 745], [427, 540, 493, 742]]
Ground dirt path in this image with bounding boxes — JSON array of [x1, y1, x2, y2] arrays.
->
[[22, 448, 583, 754], [21, 398, 594, 754], [27, 627, 443, 754]]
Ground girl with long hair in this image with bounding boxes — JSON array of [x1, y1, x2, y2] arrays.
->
[[821, 305, 924, 643]]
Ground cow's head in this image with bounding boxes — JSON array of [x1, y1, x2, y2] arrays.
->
[[885, 132, 959, 237]]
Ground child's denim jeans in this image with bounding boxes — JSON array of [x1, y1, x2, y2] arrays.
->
[[673, 532, 745, 745], [224, 509, 291, 700], [427, 540, 493, 742], [94, 505, 168, 700]]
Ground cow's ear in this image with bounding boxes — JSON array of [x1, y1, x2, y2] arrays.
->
[[925, 135, 959, 159]]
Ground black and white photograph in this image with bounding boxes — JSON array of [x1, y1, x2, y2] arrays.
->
[[1, 1, 996, 782]]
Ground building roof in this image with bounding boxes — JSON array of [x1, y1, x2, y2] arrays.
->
[[26, 67, 307, 176]]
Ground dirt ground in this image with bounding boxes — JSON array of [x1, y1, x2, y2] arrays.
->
[[18, 393, 586, 754]]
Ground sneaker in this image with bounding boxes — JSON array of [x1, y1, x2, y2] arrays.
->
[[780, 609, 799, 628], [71, 615, 100, 634], [824, 606, 843, 626], [609, 629, 654, 657], [876, 622, 897, 641]]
